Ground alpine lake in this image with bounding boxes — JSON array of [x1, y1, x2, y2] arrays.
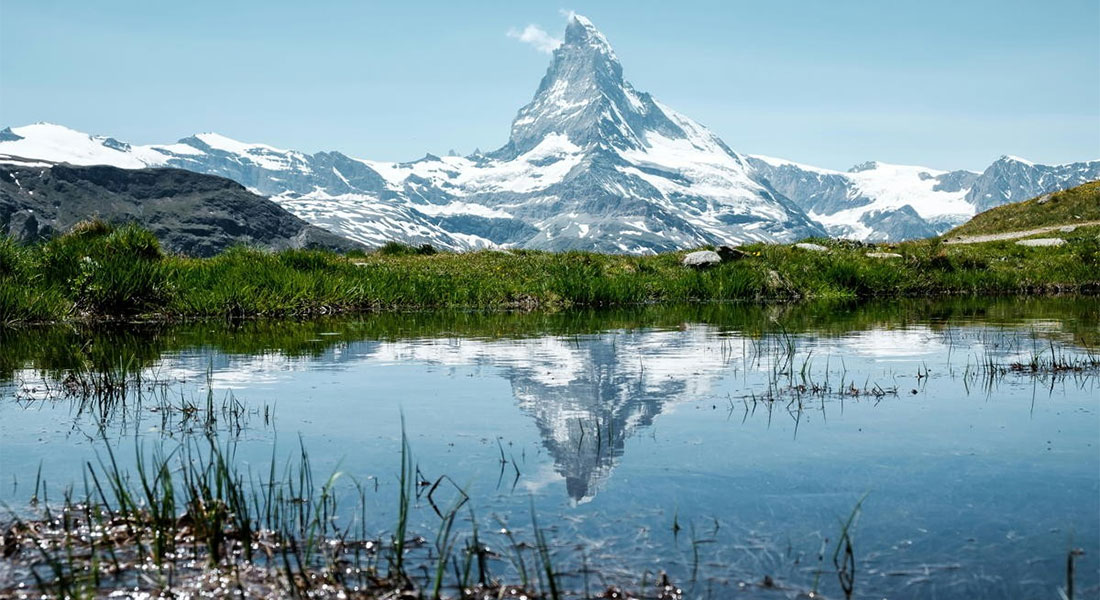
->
[[1, 296, 1097, 599]]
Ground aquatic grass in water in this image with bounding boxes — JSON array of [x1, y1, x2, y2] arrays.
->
[[1, 428, 712, 599], [3, 431, 386, 597]]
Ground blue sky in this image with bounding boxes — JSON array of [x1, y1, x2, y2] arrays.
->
[[2, 0, 1097, 170]]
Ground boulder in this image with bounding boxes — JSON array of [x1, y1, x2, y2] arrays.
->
[[682, 250, 722, 268], [717, 245, 747, 262], [1016, 238, 1065, 247], [794, 243, 828, 252], [7, 210, 40, 242], [865, 252, 903, 259], [765, 269, 787, 292]]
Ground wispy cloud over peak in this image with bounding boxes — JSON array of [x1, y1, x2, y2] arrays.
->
[[506, 24, 561, 54]]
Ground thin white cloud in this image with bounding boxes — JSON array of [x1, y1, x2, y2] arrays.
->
[[506, 24, 561, 54]]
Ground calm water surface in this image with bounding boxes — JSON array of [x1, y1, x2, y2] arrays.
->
[[1, 298, 1097, 598]]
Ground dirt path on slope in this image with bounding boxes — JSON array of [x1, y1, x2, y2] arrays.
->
[[943, 220, 1100, 245]]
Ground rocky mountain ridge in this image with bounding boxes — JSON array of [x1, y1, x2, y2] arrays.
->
[[0, 162, 363, 256]]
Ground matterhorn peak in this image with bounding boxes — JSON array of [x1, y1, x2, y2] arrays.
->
[[562, 14, 616, 58], [502, 14, 697, 159]]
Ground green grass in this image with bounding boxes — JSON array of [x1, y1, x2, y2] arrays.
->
[[1, 217, 1098, 325], [946, 181, 1100, 238]]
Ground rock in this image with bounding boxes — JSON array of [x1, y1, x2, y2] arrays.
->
[[716, 245, 747, 262], [7, 210, 40, 242], [765, 269, 786, 290], [682, 250, 722, 268], [794, 242, 828, 252], [1037, 193, 1053, 205], [1059, 226, 1076, 233], [1016, 238, 1066, 247], [865, 252, 903, 259]]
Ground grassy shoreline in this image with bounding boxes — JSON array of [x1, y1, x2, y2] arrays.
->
[[2, 295, 1097, 386], [2, 220, 1099, 326]]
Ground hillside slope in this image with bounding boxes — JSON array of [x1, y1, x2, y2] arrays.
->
[[0, 163, 363, 256], [945, 181, 1100, 239]]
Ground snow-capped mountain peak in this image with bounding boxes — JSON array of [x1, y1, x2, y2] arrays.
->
[[489, 15, 825, 249], [997, 154, 1036, 166], [175, 132, 314, 173], [187, 132, 289, 156], [506, 14, 698, 160], [564, 14, 615, 56], [0, 122, 149, 168]]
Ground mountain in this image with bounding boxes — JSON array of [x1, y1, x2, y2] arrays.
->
[[965, 155, 1100, 211], [747, 155, 1100, 241], [946, 180, 1100, 239], [0, 124, 477, 251], [0, 16, 825, 252], [0, 162, 362, 256], [745, 156, 980, 240], [1, 15, 1097, 250], [421, 15, 825, 252]]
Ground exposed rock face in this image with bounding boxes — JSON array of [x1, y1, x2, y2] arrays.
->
[[747, 155, 1099, 241], [933, 169, 980, 193], [0, 127, 23, 143], [858, 205, 939, 241], [966, 156, 1100, 211], [0, 164, 362, 256], [745, 157, 873, 216]]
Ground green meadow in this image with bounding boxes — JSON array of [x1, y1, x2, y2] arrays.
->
[[1, 216, 1097, 325]]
